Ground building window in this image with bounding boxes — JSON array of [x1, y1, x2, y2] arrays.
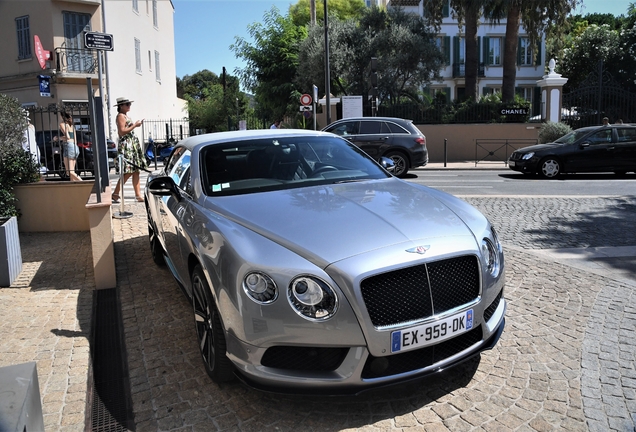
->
[[146, 0, 150, 14], [133, 0, 138, 13], [516, 87, 533, 102], [436, 36, 450, 66], [155, 51, 161, 81], [152, 0, 158, 28], [135, 38, 142, 73], [16, 16, 31, 59], [482, 86, 501, 96], [148, 50, 152, 71], [519, 38, 533, 65], [487, 37, 502, 66]]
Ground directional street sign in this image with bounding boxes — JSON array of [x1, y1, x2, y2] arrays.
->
[[84, 32, 114, 51]]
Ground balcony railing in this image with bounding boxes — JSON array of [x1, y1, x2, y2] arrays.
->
[[54, 47, 97, 75], [452, 62, 485, 78]]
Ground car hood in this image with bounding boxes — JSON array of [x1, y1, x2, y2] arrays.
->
[[515, 142, 563, 153], [203, 179, 481, 268]]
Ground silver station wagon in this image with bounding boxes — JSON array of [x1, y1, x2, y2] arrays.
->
[[145, 129, 506, 393]]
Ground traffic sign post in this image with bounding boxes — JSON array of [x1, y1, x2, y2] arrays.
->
[[300, 94, 312, 106]]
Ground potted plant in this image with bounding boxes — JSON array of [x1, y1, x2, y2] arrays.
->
[[0, 94, 41, 286]]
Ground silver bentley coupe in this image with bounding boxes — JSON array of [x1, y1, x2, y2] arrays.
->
[[145, 129, 506, 393]]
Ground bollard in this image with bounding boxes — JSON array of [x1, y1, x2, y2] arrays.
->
[[112, 153, 133, 219], [444, 138, 448, 167]]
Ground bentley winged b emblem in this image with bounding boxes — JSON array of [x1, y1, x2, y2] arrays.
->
[[406, 245, 430, 255]]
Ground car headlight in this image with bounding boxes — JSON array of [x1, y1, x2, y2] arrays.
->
[[288, 276, 338, 321], [243, 272, 277, 304], [521, 152, 534, 160], [482, 238, 501, 277]]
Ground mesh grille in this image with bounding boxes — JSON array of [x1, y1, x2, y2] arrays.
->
[[361, 256, 480, 327], [261, 347, 349, 371], [483, 289, 503, 323], [361, 326, 483, 379]]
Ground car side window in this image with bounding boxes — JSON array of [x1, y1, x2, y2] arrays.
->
[[164, 147, 185, 173], [386, 122, 409, 134], [617, 128, 636, 143], [586, 129, 613, 145], [359, 121, 381, 134], [327, 122, 359, 136]]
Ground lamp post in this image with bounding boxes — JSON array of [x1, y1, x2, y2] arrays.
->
[[324, 0, 331, 125]]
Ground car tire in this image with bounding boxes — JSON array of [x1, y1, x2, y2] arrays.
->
[[539, 157, 561, 179], [147, 209, 166, 267], [385, 151, 409, 177], [191, 265, 234, 384]]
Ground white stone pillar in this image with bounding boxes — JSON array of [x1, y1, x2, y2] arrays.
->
[[536, 59, 568, 123]]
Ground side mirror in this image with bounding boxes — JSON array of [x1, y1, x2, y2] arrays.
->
[[380, 156, 395, 173], [148, 176, 181, 201]]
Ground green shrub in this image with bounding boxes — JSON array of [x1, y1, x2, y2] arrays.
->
[[538, 121, 572, 144], [0, 94, 41, 218]]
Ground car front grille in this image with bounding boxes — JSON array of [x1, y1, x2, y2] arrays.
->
[[509, 152, 522, 161], [261, 346, 349, 371], [361, 255, 480, 328], [361, 325, 483, 379]]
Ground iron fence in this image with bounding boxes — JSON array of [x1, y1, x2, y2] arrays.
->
[[54, 47, 97, 74], [474, 138, 538, 166]]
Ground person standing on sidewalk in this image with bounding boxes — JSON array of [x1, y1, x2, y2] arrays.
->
[[111, 97, 147, 203], [59, 112, 83, 182]]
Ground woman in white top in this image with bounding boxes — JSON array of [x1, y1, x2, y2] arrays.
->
[[59, 112, 82, 181]]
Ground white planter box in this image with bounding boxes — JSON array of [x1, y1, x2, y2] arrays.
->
[[0, 216, 22, 287]]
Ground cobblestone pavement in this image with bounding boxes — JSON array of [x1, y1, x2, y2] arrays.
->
[[0, 232, 93, 432], [110, 196, 636, 432]]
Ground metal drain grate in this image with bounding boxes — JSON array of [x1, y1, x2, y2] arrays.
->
[[89, 288, 134, 432]]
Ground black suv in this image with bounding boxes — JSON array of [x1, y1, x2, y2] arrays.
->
[[322, 117, 428, 177]]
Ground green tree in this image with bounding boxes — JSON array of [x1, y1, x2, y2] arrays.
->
[[289, 0, 366, 27], [232, 7, 307, 121], [559, 24, 621, 89], [0, 94, 40, 218], [179, 69, 248, 132], [296, 7, 443, 105]]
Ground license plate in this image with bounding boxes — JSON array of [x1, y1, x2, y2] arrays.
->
[[391, 309, 473, 353], [508, 161, 515, 167]]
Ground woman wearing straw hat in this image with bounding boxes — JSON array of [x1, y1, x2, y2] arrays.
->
[[111, 97, 148, 203]]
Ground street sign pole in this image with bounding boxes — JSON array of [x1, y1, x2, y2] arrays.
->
[[313, 85, 318, 130]]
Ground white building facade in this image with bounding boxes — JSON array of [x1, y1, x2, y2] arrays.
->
[[0, 0, 186, 140], [388, 0, 544, 114]]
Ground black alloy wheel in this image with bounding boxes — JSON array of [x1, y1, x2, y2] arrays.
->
[[539, 157, 561, 179], [146, 208, 166, 266], [385, 151, 409, 177], [192, 265, 234, 383]]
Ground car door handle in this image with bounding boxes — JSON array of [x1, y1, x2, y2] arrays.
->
[[607, 146, 615, 150], [380, 136, 390, 140]]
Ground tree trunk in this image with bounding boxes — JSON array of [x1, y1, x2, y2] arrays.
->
[[502, 5, 521, 102], [310, 0, 316, 26], [464, 5, 479, 101]]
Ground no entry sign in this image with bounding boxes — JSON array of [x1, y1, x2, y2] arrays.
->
[[300, 94, 312, 106]]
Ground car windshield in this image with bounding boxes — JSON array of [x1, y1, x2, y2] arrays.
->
[[201, 135, 391, 196], [554, 129, 595, 144]]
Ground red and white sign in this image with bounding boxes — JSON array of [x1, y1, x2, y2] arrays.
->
[[34, 35, 51, 70], [300, 94, 312, 106]]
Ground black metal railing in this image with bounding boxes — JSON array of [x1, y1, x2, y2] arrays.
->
[[452, 62, 485, 78], [55, 47, 97, 74], [474, 138, 538, 166]]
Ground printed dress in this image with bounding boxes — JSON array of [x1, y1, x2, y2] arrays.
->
[[118, 117, 148, 174]]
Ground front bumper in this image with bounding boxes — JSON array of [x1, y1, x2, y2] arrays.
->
[[226, 297, 506, 395], [508, 158, 537, 174]]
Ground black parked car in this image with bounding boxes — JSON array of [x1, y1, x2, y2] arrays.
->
[[322, 117, 428, 177], [508, 125, 636, 178]]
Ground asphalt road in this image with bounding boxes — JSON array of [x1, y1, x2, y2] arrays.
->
[[408, 168, 636, 197]]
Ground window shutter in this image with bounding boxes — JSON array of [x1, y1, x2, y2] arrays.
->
[[483, 86, 492, 96], [535, 40, 542, 66], [444, 36, 451, 66], [453, 36, 459, 65], [517, 37, 522, 65], [443, 1, 450, 17], [483, 36, 490, 66], [444, 87, 451, 103], [515, 87, 522, 97], [477, 36, 481, 62]]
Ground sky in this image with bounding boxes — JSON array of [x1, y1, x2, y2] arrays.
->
[[172, 0, 632, 81]]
